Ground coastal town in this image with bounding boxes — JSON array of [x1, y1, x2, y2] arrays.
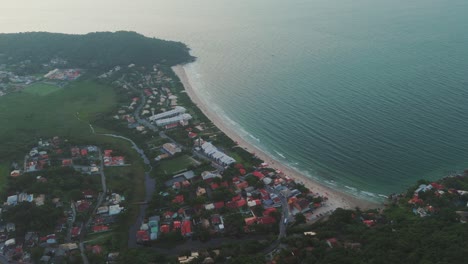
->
[[1, 31, 467, 264], [0, 59, 334, 263]]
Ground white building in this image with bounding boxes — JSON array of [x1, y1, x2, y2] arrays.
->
[[149, 106, 186, 121], [155, 113, 192, 127], [200, 142, 236, 166]]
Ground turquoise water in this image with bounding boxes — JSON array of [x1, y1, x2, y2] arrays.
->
[[2, 0, 468, 199]]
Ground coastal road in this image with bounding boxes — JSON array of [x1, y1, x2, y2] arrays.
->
[[265, 186, 291, 239]]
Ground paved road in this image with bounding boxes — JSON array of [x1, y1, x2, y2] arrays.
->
[[0, 255, 9, 264], [88, 124, 157, 248]]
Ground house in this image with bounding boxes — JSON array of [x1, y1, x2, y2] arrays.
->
[[76, 200, 91, 212], [244, 217, 257, 226], [6, 223, 15, 232], [82, 190, 96, 199], [10, 170, 21, 177], [109, 204, 123, 215], [201, 171, 222, 181], [214, 201, 225, 209], [136, 230, 149, 242], [263, 207, 277, 217], [415, 184, 433, 194], [160, 225, 170, 234], [196, 187, 207, 196], [35, 194, 45, 206], [71, 227, 81, 238], [93, 225, 109, 233], [236, 181, 249, 190], [252, 171, 264, 180], [62, 159, 73, 167], [162, 143, 181, 156], [326, 238, 339, 248], [7, 195, 18, 206], [172, 195, 185, 204], [204, 203, 215, 210], [97, 206, 109, 214], [200, 142, 235, 166], [80, 149, 88, 156], [258, 216, 276, 225]]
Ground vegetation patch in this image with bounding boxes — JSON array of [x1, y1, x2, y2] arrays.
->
[[155, 155, 198, 176], [0, 80, 116, 160], [0, 163, 8, 192], [23, 82, 61, 96]]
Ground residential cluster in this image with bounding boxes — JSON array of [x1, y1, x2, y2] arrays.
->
[[0, 135, 129, 263], [23, 137, 102, 174], [107, 65, 192, 134], [44, 68, 81, 81]]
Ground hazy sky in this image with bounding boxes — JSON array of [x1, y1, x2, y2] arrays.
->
[[0, 0, 261, 37]]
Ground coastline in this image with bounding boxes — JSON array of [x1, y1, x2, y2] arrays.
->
[[172, 64, 381, 212]]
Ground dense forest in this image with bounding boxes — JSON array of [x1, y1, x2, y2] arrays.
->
[[0, 31, 194, 69]]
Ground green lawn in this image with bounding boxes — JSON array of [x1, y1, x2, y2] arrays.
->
[[156, 154, 198, 175], [24, 82, 61, 96], [0, 80, 117, 160], [0, 164, 9, 192]]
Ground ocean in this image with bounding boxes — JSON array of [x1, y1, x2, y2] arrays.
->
[[2, 0, 468, 199]]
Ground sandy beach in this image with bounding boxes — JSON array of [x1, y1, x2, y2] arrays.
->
[[172, 65, 381, 213]]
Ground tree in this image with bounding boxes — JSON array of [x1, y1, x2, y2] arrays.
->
[[295, 213, 306, 225]]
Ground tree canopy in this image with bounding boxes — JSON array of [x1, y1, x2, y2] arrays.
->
[[0, 31, 194, 69]]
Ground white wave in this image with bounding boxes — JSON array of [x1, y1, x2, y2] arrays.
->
[[345, 185, 358, 192], [249, 134, 260, 142], [324, 180, 337, 186], [274, 150, 286, 159], [378, 194, 389, 198], [360, 191, 377, 197]]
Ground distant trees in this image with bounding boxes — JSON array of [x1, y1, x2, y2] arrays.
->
[[0, 31, 194, 71]]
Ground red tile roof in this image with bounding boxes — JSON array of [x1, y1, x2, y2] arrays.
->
[[263, 207, 277, 217], [71, 227, 81, 237], [258, 216, 276, 225], [160, 225, 170, 233], [236, 181, 249, 190], [181, 220, 192, 236], [172, 195, 184, 204], [214, 201, 225, 209], [253, 171, 264, 179], [137, 230, 149, 241]]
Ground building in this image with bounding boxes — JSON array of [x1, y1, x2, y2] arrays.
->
[[200, 142, 236, 166], [149, 106, 186, 121], [162, 143, 181, 156], [155, 113, 192, 127]]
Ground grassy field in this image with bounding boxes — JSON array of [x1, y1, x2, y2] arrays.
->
[[23, 82, 61, 96], [0, 164, 9, 193], [155, 154, 198, 175], [0, 80, 117, 160]]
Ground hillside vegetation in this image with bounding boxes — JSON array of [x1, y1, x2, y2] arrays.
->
[[0, 31, 194, 70]]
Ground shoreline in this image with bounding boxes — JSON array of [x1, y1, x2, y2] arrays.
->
[[172, 64, 381, 212]]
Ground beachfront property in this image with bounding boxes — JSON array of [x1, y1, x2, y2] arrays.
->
[[198, 142, 236, 166], [155, 113, 192, 127], [149, 106, 186, 121], [44, 68, 81, 81]]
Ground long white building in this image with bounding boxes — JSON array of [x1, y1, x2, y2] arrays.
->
[[155, 113, 192, 127], [201, 142, 236, 166], [149, 106, 186, 122]]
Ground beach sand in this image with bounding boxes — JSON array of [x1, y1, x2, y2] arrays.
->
[[172, 65, 381, 213]]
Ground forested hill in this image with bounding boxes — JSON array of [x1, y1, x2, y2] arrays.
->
[[0, 31, 194, 69]]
